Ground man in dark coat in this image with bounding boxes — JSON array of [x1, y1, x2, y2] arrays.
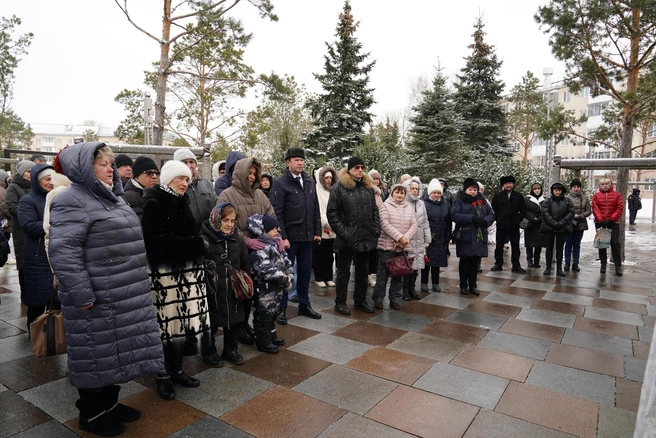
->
[[115, 154, 133, 187], [123, 156, 160, 220], [491, 175, 527, 273], [327, 156, 380, 314], [628, 188, 642, 225], [174, 148, 216, 229], [214, 150, 245, 197], [270, 147, 322, 321]]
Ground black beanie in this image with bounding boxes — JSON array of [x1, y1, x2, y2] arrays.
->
[[115, 154, 133, 168], [132, 156, 158, 176], [262, 213, 279, 233], [463, 177, 478, 191], [347, 156, 365, 170], [499, 175, 516, 186], [570, 178, 582, 188]]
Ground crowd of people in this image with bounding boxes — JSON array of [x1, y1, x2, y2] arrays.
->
[[0, 143, 635, 436]]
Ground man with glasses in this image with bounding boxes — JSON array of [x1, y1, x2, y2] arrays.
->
[[124, 156, 160, 220], [327, 156, 380, 315]]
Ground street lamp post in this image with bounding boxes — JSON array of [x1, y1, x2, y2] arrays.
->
[[144, 92, 153, 145]]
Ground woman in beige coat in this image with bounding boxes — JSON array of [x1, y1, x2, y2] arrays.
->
[[371, 184, 418, 310]]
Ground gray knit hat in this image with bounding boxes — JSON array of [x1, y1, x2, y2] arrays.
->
[[16, 160, 36, 177]]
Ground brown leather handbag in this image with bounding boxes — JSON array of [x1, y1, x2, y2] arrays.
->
[[384, 250, 414, 278], [30, 287, 66, 358]]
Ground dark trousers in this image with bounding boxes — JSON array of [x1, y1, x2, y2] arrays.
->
[[421, 266, 440, 285], [314, 239, 334, 282], [162, 344, 184, 376], [494, 227, 521, 268], [544, 232, 567, 267], [77, 385, 120, 420], [335, 248, 369, 305], [459, 256, 481, 289], [596, 223, 622, 266], [629, 209, 637, 225], [372, 250, 404, 304], [284, 241, 313, 307], [253, 308, 275, 347], [201, 322, 243, 357], [367, 249, 378, 275], [26, 305, 46, 332], [526, 246, 542, 266], [564, 230, 584, 264]]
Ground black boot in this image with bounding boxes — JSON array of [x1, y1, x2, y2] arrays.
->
[[615, 265, 623, 276], [543, 265, 552, 275], [600, 264, 607, 273], [156, 375, 175, 400], [572, 263, 579, 272], [563, 263, 570, 272], [460, 286, 469, 295], [238, 327, 255, 345], [171, 369, 200, 388], [276, 308, 287, 325], [556, 265, 566, 277], [79, 412, 125, 437]]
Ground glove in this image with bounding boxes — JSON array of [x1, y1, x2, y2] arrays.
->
[[603, 220, 613, 228], [532, 217, 541, 224], [277, 236, 286, 252], [556, 221, 565, 229], [472, 216, 486, 227], [246, 237, 266, 251]]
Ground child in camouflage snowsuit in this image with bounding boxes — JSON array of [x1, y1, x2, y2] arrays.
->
[[247, 213, 293, 354]]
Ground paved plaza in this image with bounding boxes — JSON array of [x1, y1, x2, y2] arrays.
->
[[1, 222, 655, 437]]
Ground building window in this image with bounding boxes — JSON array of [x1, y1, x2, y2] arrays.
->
[[580, 109, 587, 118], [514, 142, 520, 152], [562, 91, 570, 102], [580, 87, 590, 97], [43, 146, 53, 152], [648, 123, 656, 138], [43, 137, 54, 143], [56, 138, 61, 144]]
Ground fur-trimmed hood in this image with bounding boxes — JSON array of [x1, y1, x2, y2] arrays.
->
[[337, 167, 373, 190], [318, 165, 337, 192], [403, 176, 423, 203]]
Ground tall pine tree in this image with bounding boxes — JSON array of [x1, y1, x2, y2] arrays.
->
[[305, 1, 376, 164], [454, 16, 510, 157], [409, 67, 465, 181]]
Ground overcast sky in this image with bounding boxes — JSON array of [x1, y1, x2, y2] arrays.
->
[[5, 0, 564, 129]]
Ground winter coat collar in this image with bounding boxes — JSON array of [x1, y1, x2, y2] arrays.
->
[[337, 167, 373, 190], [11, 173, 31, 190], [57, 142, 123, 202], [144, 184, 189, 208], [200, 220, 236, 242], [456, 190, 486, 204]]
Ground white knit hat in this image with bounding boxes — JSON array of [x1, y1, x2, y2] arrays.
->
[[427, 178, 443, 195], [160, 160, 192, 186], [173, 148, 197, 163], [37, 168, 54, 181]]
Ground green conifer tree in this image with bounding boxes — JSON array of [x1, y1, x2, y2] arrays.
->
[[454, 16, 510, 158], [305, 1, 376, 164]]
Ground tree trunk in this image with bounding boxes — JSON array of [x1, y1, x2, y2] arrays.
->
[[154, 0, 172, 146]]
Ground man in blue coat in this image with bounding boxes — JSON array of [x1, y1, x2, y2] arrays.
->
[[270, 148, 322, 322]]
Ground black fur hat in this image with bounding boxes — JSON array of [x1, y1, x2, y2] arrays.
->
[[463, 178, 479, 191], [499, 175, 516, 186]]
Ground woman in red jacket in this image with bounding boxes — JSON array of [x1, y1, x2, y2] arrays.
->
[[592, 178, 624, 275]]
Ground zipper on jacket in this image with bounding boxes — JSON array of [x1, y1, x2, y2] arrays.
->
[[36, 237, 41, 256], [224, 240, 231, 330]]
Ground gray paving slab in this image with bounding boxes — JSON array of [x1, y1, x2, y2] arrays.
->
[[515, 308, 576, 328], [168, 415, 254, 438], [584, 307, 644, 326], [0, 383, 7, 393], [386, 332, 466, 362], [19, 378, 146, 422], [625, 356, 647, 382], [444, 310, 507, 331], [318, 412, 414, 438], [525, 361, 615, 405], [560, 278, 605, 290], [293, 364, 397, 415], [541, 291, 595, 306], [305, 295, 336, 311], [476, 331, 552, 360], [419, 292, 472, 309], [9, 420, 79, 438], [287, 332, 372, 365], [286, 311, 355, 333], [600, 291, 651, 305], [597, 405, 638, 438], [0, 332, 33, 364], [175, 367, 274, 418], [647, 305, 656, 316], [561, 328, 634, 356], [639, 326, 654, 342], [463, 409, 576, 438], [413, 361, 509, 410], [483, 293, 535, 308], [367, 311, 433, 332], [510, 279, 556, 292], [485, 270, 521, 279], [610, 277, 656, 290], [473, 281, 506, 293]]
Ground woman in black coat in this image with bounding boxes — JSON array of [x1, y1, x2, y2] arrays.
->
[[540, 182, 575, 277], [524, 183, 547, 268], [17, 164, 56, 330], [421, 178, 451, 292], [200, 202, 250, 366], [452, 179, 495, 296], [142, 160, 210, 401]]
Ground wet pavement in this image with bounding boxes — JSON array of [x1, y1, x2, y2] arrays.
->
[[1, 221, 655, 437]]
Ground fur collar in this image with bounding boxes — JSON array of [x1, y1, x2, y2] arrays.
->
[[318, 165, 337, 192], [337, 167, 373, 190]]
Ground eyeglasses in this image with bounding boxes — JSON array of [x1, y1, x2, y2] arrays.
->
[[353, 165, 364, 170], [144, 170, 160, 177]]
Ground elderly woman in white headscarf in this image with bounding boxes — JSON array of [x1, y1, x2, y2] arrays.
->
[[402, 177, 431, 300]]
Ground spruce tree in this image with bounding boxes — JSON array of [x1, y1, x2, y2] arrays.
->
[[454, 16, 510, 157], [305, 1, 376, 164], [409, 67, 465, 181]]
